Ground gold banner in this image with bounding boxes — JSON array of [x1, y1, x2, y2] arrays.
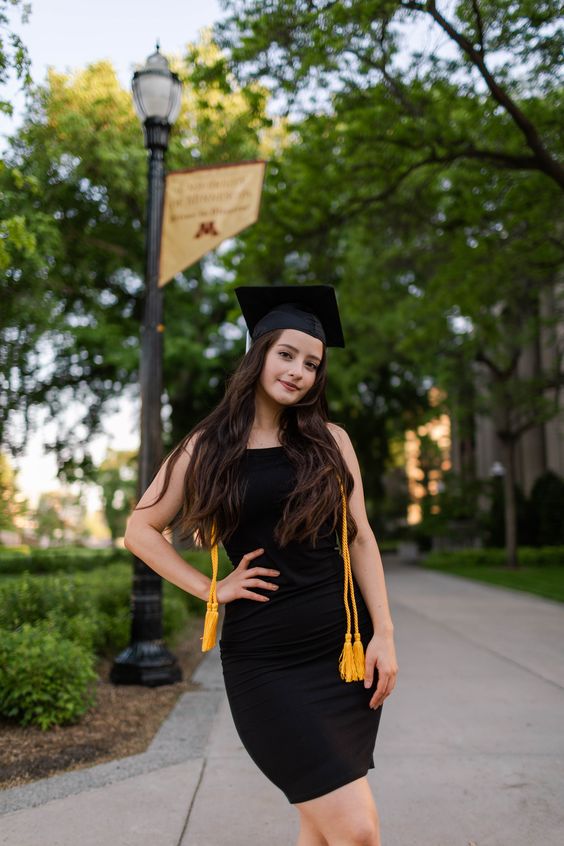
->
[[159, 160, 266, 287]]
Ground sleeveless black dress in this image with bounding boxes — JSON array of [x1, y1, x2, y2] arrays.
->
[[219, 446, 383, 805]]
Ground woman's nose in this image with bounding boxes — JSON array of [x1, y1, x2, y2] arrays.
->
[[287, 362, 303, 378]]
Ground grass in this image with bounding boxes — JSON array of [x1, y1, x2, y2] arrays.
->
[[420, 558, 564, 603]]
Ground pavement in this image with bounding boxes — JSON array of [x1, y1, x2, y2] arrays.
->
[[1, 557, 563, 846]]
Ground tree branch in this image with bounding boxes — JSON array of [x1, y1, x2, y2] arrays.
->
[[471, 0, 485, 53], [402, 1, 564, 189]]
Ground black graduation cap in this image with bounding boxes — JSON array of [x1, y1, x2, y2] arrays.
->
[[235, 285, 345, 348]]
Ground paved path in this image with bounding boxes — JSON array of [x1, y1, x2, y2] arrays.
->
[[1, 558, 563, 846]]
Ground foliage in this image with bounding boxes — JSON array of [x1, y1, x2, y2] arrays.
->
[[3, 13, 562, 551], [0, 36, 273, 476], [0, 0, 32, 117], [424, 546, 564, 569], [94, 449, 137, 541], [0, 622, 97, 729], [0, 451, 27, 531], [217, 1, 563, 184], [34, 489, 88, 545], [418, 470, 485, 536], [0, 537, 230, 728], [0, 544, 129, 574], [213, 1, 563, 556], [0, 561, 207, 653]]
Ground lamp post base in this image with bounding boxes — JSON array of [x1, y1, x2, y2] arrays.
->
[[110, 640, 182, 687]]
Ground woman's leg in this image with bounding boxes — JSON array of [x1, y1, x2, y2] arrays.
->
[[294, 776, 381, 846], [295, 809, 330, 845]]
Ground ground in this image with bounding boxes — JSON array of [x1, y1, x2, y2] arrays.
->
[[0, 618, 205, 790]]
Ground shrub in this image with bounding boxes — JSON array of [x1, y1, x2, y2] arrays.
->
[[0, 546, 130, 576], [0, 623, 97, 730], [0, 571, 90, 630], [423, 546, 564, 568]]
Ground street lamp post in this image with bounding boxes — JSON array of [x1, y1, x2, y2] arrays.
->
[[111, 46, 182, 686]]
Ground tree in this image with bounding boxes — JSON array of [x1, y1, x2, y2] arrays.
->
[[0, 450, 27, 534], [211, 1, 564, 562], [0, 0, 31, 117], [1, 36, 273, 476], [217, 0, 563, 188], [94, 449, 137, 542], [34, 489, 86, 545]]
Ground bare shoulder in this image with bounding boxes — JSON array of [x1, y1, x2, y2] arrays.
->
[[326, 422, 353, 452], [181, 429, 202, 459]]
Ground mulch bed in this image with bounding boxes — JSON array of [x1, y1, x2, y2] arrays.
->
[[0, 619, 206, 791]]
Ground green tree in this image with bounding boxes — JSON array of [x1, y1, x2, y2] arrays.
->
[[34, 489, 86, 545], [212, 0, 563, 562], [95, 449, 137, 542], [0, 450, 27, 534], [1, 37, 273, 475], [0, 0, 31, 117], [217, 0, 563, 188]]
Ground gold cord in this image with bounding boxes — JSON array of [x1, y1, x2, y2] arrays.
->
[[201, 524, 219, 651], [338, 482, 365, 681]]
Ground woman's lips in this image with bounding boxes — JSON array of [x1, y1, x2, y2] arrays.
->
[[279, 380, 299, 391]]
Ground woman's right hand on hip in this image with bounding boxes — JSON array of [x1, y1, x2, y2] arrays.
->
[[216, 548, 280, 603]]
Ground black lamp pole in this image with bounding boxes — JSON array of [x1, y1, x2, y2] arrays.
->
[[111, 47, 182, 687]]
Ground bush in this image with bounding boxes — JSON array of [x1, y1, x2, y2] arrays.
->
[[0, 623, 97, 730], [0, 546, 130, 576], [0, 550, 231, 729], [423, 546, 564, 568]]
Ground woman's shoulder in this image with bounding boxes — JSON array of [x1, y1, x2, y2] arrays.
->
[[180, 428, 203, 458], [325, 421, 351, 451]]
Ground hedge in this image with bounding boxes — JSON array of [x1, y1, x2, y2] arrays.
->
[[0, 546, 130, 576], [423, 547, 564, 569], [0, 546, 231, 729]]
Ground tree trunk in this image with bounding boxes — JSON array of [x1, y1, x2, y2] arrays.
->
[[501, 438, 519, 568]]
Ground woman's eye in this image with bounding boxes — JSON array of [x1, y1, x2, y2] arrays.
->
[[306, 362, 318, 370]]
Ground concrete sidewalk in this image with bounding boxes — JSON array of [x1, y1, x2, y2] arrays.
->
[[1, 559, 563, 846]]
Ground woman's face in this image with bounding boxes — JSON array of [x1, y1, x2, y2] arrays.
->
[[257, 329, 324, 406]]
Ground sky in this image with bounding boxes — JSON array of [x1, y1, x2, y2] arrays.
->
[[4, 0, 224, 509], [1, 0, 223, 143]]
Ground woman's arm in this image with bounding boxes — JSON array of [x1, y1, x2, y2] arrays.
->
[[328, 422, 398, 707], [123, 439, 212, 601], [124, 437, 281, 606], [328, 423, 393, 635]]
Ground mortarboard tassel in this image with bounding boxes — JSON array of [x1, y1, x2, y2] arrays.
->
[[201, 525, 219, 652]]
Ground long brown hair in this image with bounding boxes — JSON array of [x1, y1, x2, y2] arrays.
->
[[139, 328, 357, 548]]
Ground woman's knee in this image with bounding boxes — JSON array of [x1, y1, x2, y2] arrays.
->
[[297, 779, 380, 846], [334, 819, 379, 846]]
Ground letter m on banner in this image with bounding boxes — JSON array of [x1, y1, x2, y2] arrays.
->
[[195, 221, 219, 238], [159, 160, 266, 287]]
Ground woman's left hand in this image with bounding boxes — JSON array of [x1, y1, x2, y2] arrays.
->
[[363, 631, 398, 709]]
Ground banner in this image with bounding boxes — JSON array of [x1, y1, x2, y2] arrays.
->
[[159, 160, 266, 287]]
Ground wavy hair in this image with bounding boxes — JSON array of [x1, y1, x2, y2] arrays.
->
[[138, 328, 357, 548]]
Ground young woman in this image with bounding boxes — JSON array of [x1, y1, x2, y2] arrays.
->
[[124, 285, 398, 846]]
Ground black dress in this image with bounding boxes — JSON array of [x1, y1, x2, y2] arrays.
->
[[219, 446, 383, 805]]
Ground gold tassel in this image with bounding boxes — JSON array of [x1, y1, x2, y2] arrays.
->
[[339, 634, 357, 682], [339, 482, 365, 682], [201, 525, 219, 652], [201, 601, 219, 651], [353, 632, 365, 679]]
